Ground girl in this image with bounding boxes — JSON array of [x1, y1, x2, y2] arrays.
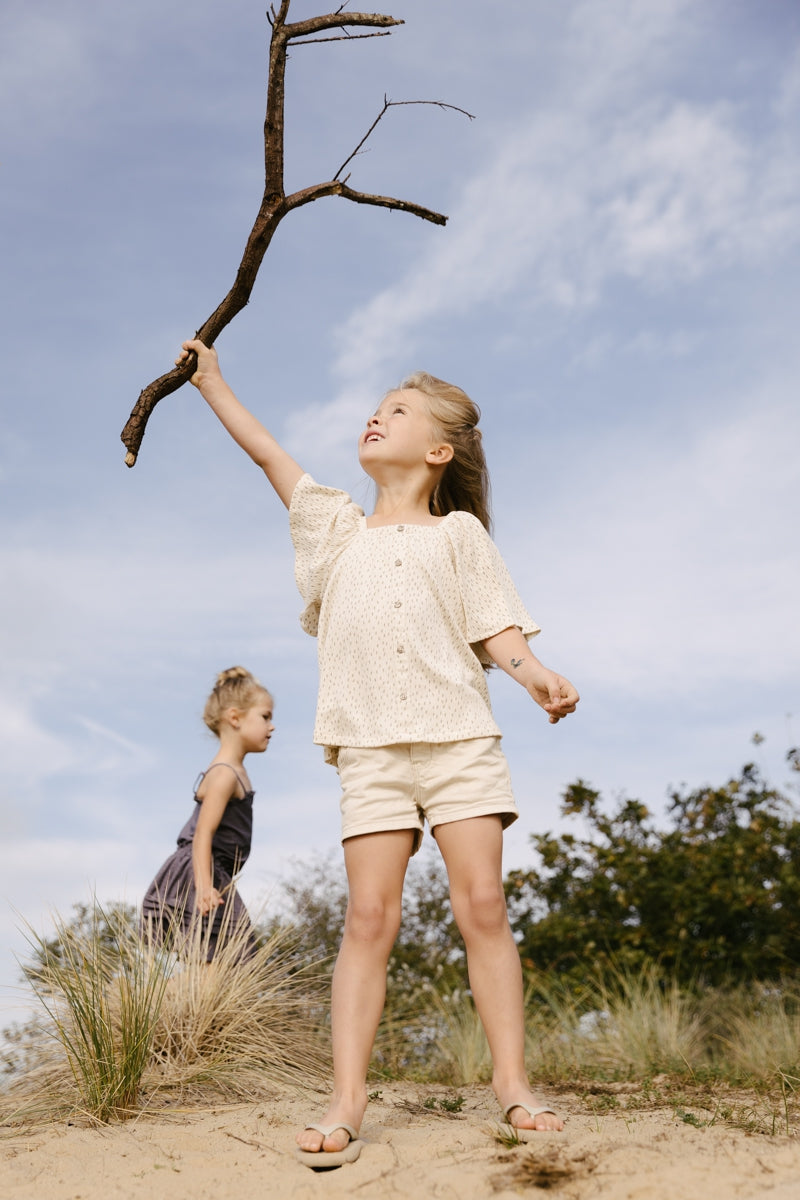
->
[[142, 666, 274, 961], [177, 340, 579, 1163]]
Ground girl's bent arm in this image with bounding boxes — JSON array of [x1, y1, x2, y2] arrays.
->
[[179, 339, 304, 508], [482, 626, 579, 724], [191, 770, 237, 914]]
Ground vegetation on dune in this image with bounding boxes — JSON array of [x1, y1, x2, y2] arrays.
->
[[506, 753, 800, 988], [2, 899, 329, 1124], [2, 750, 798, 1131]]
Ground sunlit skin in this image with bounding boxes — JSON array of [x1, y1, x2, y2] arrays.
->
[[176, 339, 578, 1147], [354, 389, 456, 528]]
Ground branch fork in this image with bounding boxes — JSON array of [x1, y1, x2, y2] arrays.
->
[[121, 2, 471, 466]]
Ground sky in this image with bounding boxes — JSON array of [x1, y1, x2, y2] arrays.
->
[[1, 0, 799, 1024]]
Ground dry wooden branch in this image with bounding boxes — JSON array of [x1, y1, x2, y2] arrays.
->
[[334, 95, 474, 180], [121, 2, 467, 465]]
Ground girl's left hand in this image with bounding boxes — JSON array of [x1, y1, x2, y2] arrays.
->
[[196, 886, 225, 915], [528, 671, 580, 723]]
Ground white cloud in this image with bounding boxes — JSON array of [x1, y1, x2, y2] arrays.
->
[[567, 0, 697, 96], [776, 43, 800, 119], [0, 699, 75, 798], [507, 383, 800, 692], [281, 9, 799, 473], [0, 520, 300, 811]]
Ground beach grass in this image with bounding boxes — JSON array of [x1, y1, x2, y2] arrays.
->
[[11, 901, 171, 1121], [3, 899, 799, 1137], [404, 966, 799, 1137], [1, 900, 330, 1125]]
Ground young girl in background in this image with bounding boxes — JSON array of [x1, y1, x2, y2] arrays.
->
[[177, 339, 579, 1165], [142, 666, 274, 960]]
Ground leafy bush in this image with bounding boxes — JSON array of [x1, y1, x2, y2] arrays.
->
[[506, 760, 800, 987]]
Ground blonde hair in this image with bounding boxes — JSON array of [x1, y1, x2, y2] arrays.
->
[[203, 666, 271, 736], [400, 371, 492, 531]]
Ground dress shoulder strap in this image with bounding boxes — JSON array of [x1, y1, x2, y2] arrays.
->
[[193, 762, 249, 799]]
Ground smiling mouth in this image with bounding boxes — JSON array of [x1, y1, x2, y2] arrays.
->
[[365, 433, 383, 443]]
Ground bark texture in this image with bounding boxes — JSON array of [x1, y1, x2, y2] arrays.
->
[[121, 4, 465, 466]]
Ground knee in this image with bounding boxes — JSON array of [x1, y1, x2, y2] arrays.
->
[[344, 895, 402, 947], [451, 880, 509, 940]]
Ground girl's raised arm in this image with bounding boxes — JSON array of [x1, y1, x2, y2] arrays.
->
[[178, 338, 304, 509]]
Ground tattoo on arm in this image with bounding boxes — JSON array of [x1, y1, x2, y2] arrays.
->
[[510, 657, 524, 670]]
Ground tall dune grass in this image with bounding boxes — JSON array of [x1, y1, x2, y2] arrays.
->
[[425, 990, 491, 1084], [572, 966, 708, 1077], [13, 901, 171, 1121], [2, 899, 330, 1124], [4, 895, 800, 1134], [399, 967, 800, 1095], [718, 982, 800, 1079], [144, 910, 330, 1099]]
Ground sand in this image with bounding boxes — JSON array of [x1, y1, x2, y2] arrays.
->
[[2, 1082, 799, 1199]]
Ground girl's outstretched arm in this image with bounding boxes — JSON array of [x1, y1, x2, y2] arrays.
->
[[178, 338, 304, 508], [482, 626, 579, 724]]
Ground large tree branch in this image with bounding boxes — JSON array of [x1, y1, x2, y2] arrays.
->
[[285, 179, 447, 224], [121, 4, 463, 466], [282, 12, 403, 39]]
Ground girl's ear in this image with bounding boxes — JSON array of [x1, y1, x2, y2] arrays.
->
[[222, 705, 242, 730], [426, 442, 454, 465]]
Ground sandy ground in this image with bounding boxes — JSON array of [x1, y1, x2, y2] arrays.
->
[[2, 1082, 799, 1199]]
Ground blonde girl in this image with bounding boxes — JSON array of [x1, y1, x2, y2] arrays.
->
[[142, 666, 274, 960], [177, 340, 578, 1163]]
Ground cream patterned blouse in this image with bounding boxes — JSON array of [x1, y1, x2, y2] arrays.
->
[[289, 474, 540, 758]]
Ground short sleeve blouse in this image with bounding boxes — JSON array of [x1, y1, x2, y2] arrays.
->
[[289, 473, 540, 755]]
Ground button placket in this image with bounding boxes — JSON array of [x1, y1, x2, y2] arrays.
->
[[393, 527, 408, 703]]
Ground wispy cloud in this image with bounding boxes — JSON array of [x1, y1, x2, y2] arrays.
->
[[283, 4, 799, 469], [506, 381, 800, 691]]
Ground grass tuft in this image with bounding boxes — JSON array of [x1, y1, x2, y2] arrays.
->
[[2, 898, 330, 1124], [15, 900, 171, 1121]]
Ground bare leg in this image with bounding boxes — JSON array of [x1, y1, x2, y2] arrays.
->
[[434, 816, 563, 1132], [296, 829, 415, 1154]]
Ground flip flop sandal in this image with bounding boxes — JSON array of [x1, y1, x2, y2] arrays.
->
[[295, 1122, 364, 1170], [502, 1103, 565, 1140]]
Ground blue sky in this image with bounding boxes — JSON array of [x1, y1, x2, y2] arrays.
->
[[2, 0, 799, 1019]]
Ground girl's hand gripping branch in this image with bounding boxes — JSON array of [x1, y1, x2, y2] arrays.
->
[[482, 626, 579, 724], [177, 338, 304, 509]]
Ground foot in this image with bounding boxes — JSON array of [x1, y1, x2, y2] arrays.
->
[[504, 1102, 563, 1132], [495, 1084, 563, 1132], [295, 1093, 367, 1155]]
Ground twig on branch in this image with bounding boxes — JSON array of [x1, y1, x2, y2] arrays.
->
[[292, 32, 393, 45], [120, 2, 469, 466], [334, 96, 475, 180]]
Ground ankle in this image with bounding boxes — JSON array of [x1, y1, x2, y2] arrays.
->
[[327, 1085, 368, 1114], [492, 1074, 533, 1101]]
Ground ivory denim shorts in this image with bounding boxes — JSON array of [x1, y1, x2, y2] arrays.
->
[[335, 737, 518, 855]]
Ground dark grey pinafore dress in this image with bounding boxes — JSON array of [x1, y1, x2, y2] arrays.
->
[[141, 764, 255, 960]]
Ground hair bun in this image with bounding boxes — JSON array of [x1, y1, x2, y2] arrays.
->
[[216, 665, 251, 687]]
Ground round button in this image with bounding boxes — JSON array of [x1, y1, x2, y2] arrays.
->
[[395, 559, 402, 567], [397, 645, 404, 654], [396, 524, 405, 532], [394, 600, 402, 608]]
